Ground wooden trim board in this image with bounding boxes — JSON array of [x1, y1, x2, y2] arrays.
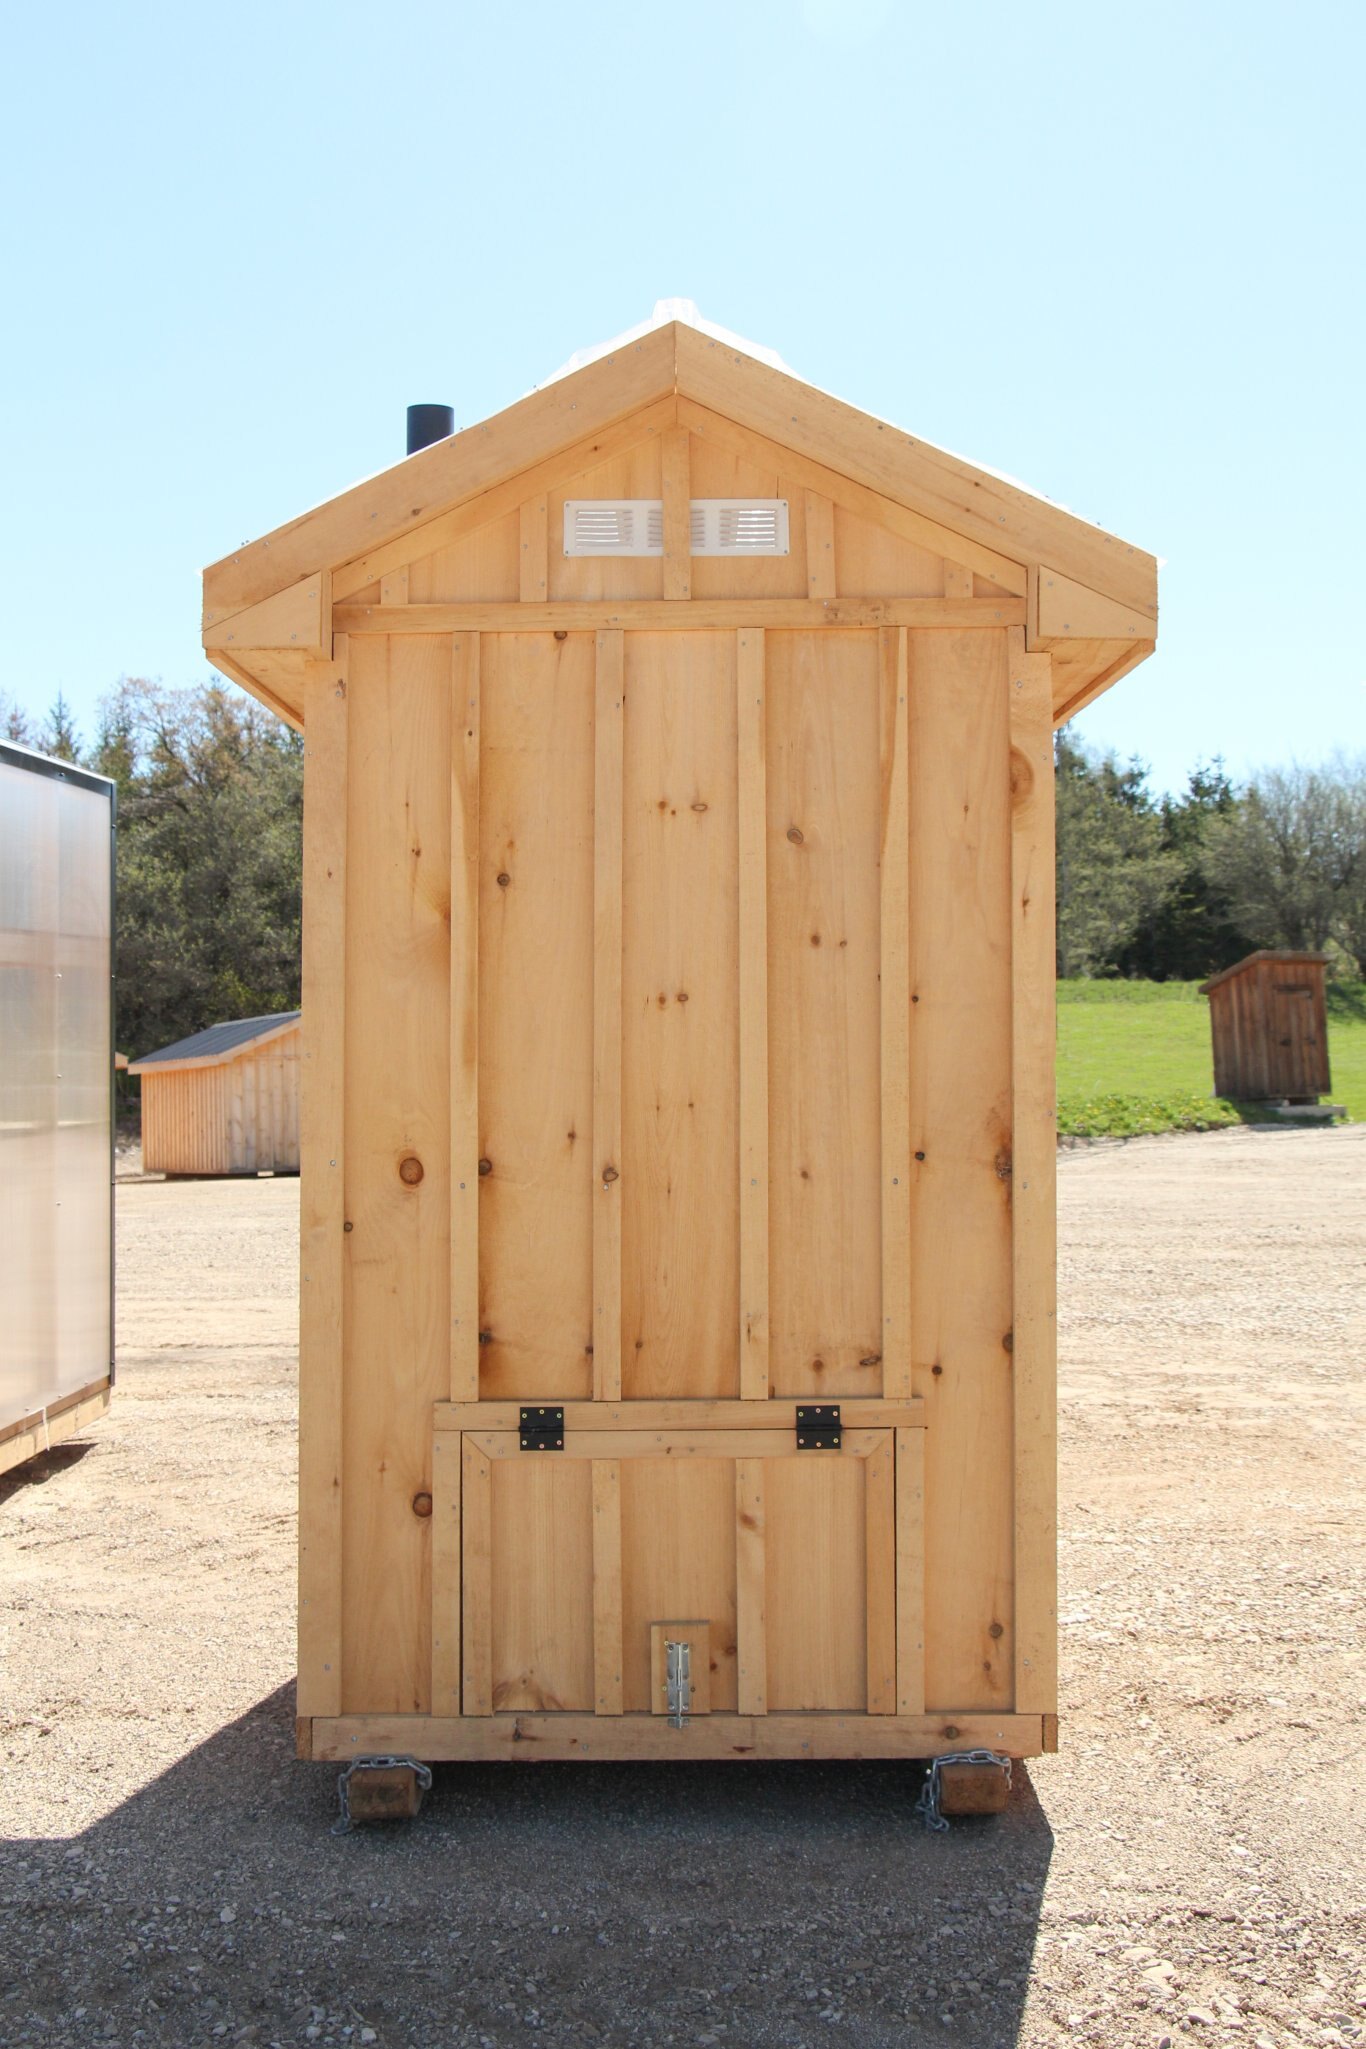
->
[[334, 597, 1025, 636], [304, 1709, 1052, 1762], [296, 648, 348, 1719], [449, 634, 481, 1401], [434, 1399, 925, 1430], [1008, 629, 1058, 1715], [593, 630, 625, 1401], [736, 628, 770, 1397]]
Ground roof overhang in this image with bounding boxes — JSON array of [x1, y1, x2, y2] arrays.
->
[[203, 319, 1157, 731]]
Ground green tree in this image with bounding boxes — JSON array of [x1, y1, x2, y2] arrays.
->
[[1054, 735, 1175, 977], [0, 693, 35, 744], [1118, 759, 1258, 980], [97, 678, 303, 1058], [1202, 755, 1364, 967], [38, 691, 81, 762]]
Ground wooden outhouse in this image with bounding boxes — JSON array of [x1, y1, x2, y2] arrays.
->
[[1201, 950, 1333, 1105], [203, 309, 1158, 1776], [130, 1012, 300, 1176]]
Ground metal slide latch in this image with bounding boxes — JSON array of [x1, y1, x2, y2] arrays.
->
[[664, 1639, 692, 1728], [519, 1406, 565, 1451], [796, 1404, 842, 1450]]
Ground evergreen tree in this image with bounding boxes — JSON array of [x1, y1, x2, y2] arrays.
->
[[0, 693, 35, 744], [1118, 759, 1258, 979], [38, 691, 81, 762], [1054, 735, 1175, 976], [93, 678, 304, 1057]]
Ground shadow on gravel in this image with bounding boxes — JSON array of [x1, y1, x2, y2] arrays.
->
[[0, 1439, 96, 1506], [6, 1683, 1053, 2048]]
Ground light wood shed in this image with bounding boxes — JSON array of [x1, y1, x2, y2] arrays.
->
[[203, 307, 1158, 1776], [130, 1012, 300, 1176], [1201, 950, 1332, 1104]]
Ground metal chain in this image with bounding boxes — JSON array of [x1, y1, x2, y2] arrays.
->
[[332, 1755, 433, 1835], [914, 1749, 1013, 1832]]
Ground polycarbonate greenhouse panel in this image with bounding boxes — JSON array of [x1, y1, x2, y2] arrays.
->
[[0, 748, 114, 1436]]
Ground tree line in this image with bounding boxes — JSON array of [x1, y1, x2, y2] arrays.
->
[[3, 678, 1362, 1058], [1056, 737, 1366, 980]]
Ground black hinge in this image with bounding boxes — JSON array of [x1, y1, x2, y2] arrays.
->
[[519, 1406, 565, 1451], [795, 1404, 842, 1450]]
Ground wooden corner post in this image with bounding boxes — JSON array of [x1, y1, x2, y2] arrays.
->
[[298, 643, 349, 1722], [1007, 627, 1057, 1716]]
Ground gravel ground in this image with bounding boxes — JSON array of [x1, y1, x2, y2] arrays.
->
[[2, 1126, 1364, 2049]]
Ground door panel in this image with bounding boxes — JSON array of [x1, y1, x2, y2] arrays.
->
[[456, 1426, 913, 1718]]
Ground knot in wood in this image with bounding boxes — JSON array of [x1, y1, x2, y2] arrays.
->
[[398, 1154, 424, 1185], [496, 871, 511, 888], [786, 825, 805, 845], [411, 1491, 433, 1519], [478, 1158, 493, 1176], [601, 1165, 619, 1185]]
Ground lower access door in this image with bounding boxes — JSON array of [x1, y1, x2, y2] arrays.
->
[[456, 1420, 924, 1719]]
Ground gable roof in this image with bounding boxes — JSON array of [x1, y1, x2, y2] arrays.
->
[[203, 309, 1157, 730], [129, 1011, 300, 1074]]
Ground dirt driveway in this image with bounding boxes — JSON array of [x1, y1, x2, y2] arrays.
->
[[2, 1126, 1363, 2048]]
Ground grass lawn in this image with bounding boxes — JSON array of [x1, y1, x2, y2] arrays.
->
[[1056, 979, 1365, 1137]]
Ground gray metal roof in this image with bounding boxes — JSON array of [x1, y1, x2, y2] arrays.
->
[[133, 1011, 300, 1068]]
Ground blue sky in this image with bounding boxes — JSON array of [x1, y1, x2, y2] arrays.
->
[[1, 0, 1360, 792]]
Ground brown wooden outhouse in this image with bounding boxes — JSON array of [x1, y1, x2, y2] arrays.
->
[[203, 307, 1158, 1778], [1201, 950, 1333, 1105], [130, 1013, 301, 1176]]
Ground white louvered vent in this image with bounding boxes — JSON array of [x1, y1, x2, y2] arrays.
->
[[563, 497, 791, 558], [690, 499, 789, 557], [563, 500, 664, 556]]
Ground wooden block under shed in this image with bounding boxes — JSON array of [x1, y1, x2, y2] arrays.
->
[[342, 1763, 427, 1824], [938, 1760, 1011, 1816]]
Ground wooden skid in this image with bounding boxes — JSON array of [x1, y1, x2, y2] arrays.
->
[[938, 1759, 1012, 1815], [342, 1763, 427, 1824], [304, 1711, 1052, 1763]]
